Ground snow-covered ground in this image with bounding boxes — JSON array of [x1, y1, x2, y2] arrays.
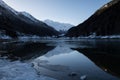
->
[[1, 34, 120, 43], [78, 35, 120, 39], [0, 35, 12, 40], [0, 58, 56, 80]]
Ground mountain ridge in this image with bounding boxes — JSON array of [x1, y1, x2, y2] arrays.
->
[[66, 0, 120, 37], [0, 0, 59, 38]]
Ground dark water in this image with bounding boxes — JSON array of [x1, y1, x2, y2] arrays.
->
[[0, 39, 120, 80]]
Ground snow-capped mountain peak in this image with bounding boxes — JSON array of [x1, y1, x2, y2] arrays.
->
[[44, 19, 74, 31]]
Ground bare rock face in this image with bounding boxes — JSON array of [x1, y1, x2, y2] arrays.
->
[[66, 0, 120, 37]]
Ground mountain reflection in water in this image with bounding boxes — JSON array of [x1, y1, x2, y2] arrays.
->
[[0, 42, 55, 60], [71, 39, 120, 78], [0, 39, 120, 80], [33, 39, 120, 80]]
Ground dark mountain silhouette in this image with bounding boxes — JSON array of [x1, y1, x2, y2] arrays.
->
[[0, 42, 55, 60], [66, 0, 120, 37], [0, 0, 59, 38]]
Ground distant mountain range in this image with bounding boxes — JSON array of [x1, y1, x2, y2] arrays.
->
[[66, 0, 120, 37], [44, 19, 74, 31], [0, 0, 59, 38], [1, 0, 120, 39]]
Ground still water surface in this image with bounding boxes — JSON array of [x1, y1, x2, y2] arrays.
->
[[0, 39, 120, 80]]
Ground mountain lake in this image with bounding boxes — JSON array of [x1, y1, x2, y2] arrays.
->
[[0, 39, 120, 80]]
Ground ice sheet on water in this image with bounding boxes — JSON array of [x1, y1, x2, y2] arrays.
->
[[0, 59, 56, 80]]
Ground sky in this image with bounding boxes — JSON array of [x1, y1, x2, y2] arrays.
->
[[4, 0, 110, 25]]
